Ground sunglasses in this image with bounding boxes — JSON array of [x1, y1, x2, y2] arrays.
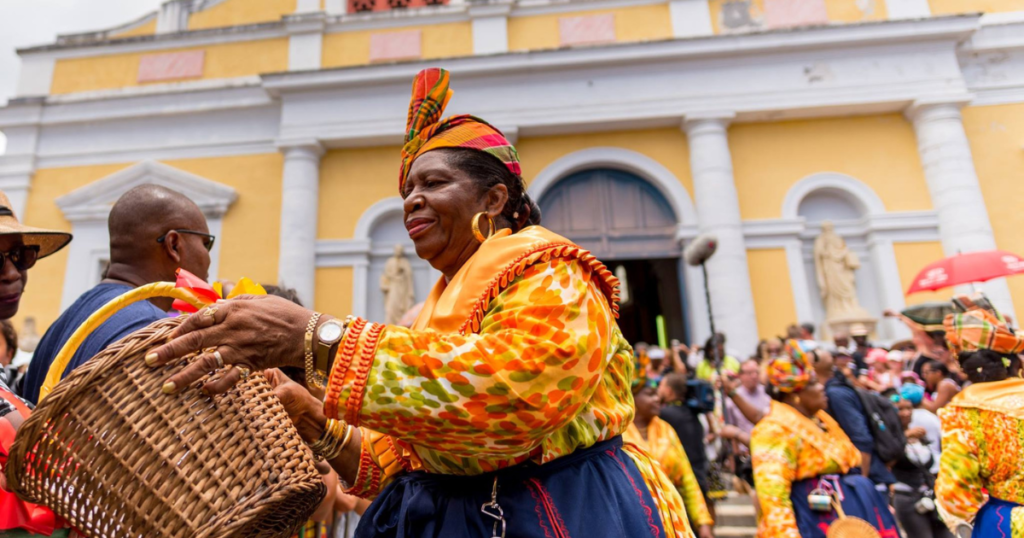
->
[[157, 230, 216, 252], [0, 245, 40, 271]]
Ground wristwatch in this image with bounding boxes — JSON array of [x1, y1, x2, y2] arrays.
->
[[315, 318, 345, 377]]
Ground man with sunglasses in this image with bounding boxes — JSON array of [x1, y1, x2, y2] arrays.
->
[[23, 185, 212, 404]]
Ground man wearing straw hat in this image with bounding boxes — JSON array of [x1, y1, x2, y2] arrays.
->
[[22, 185, 211, 404], [0, 190, 73, 537]]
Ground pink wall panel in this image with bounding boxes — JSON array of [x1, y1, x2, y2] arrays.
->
[[559, 14, 616, 47], [137, 50, 205, 83], [369, 30, 423, 62], [764, 0, 829, 29]]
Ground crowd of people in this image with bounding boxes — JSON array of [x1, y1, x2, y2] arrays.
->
[[0, 66, 1017, 538]]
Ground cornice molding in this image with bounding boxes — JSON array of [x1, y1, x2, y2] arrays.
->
[[55, 160, 239, 221]]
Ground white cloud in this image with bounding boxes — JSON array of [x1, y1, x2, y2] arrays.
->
[[0, 0, 164, 105], [0, 0, 164, 154]]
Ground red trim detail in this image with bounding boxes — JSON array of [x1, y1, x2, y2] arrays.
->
[[344, 322, 384, 426], [324, 318, 366, 419], [385, 435, 414, 473], [459, 243, 621, 335], [606, 450, 661, 538], [346, 442, 383, 499], [527, 478, 571, 538], [527, 480, 556, 538]]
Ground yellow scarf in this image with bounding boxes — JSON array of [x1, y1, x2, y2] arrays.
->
[[947, 378, 1024, 420], [760, 401, 858, 474], [412, 225, 619, 334]]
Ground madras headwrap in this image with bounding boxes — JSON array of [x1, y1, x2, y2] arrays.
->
[[399, 68, 522, 192], [944, 306, 1024, 356], [766, 339, 812, 393]]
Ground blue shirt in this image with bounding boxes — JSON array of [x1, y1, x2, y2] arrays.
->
[[23, 283, 166, 404], [824, 373, 896, 486]]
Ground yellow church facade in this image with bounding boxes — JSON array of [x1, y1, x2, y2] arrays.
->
[[2, 0, 1023, 356]]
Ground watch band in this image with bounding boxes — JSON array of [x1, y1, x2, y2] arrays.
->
[[305, 312, 326, 389]]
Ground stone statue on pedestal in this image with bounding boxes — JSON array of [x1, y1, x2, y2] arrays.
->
[[813, 221, 875, 337], [381, 244, 415, 325]]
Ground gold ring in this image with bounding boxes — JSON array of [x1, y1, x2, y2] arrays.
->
[[213, 350, 224, 369], [237, 366, 251, 379], [203, 306, 218, 318]]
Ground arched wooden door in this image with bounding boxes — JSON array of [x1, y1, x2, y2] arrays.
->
[[538, 168, 688, 346], [539, 169, 679, 260]]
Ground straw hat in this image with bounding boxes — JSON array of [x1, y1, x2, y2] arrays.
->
[[0, 192, 72, 259]]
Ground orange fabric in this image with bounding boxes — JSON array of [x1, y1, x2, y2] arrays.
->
[[411, 226, 619, 334]]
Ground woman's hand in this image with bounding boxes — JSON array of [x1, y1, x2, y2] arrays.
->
[[697, 524, 715, 538], [145, 295, 315, 394], [265, 368, 328, 445]]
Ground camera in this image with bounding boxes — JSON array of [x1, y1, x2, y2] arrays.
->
[[915, 495, 936, 514]]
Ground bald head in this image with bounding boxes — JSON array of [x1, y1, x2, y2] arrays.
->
[[107, 185, 211, 285]]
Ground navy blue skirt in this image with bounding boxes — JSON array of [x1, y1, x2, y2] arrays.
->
[[972, 497, 1020, 537], [355, 437, 667, 538], [790, 474, 901, 538]]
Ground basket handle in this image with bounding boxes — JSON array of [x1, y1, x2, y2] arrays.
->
[[38, 282, 208, 401]]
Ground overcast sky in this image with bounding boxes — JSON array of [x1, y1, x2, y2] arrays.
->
[[0, 0, 165, 153]]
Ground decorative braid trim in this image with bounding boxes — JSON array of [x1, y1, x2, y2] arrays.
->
[[345, 430, 383, 499], [459, 243, 620, 335], [324, 318, 366, 420], [344, 322, 385, 426]]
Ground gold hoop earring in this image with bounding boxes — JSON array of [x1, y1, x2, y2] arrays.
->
[[472, 212, 495, 243]]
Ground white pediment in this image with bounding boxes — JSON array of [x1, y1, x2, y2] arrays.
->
[[55, 160, 238, 222]]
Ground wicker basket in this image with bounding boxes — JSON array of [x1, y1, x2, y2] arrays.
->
[[826, 496, 881, 538], [5, 284, 326, 538]]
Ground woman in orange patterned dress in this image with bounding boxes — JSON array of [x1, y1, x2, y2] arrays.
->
[[750, 341, 899, 538], [935, 295, 1024, 538], [624, 377, 714, 538], [151, 68, 695, 538]]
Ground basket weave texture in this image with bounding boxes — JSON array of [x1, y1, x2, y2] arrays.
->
[[6, 316, 326, 538]]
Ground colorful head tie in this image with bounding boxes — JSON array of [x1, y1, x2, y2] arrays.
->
[[766, 339, 812, 394], [399, 68, 522, 193], [631, 349, 655, 394], [944, 302, 1024, 356]]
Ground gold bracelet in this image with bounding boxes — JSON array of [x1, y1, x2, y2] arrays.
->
[[304, 312, 324, 389], [309, 418, 350, 460], [323, 424, 354, 461]]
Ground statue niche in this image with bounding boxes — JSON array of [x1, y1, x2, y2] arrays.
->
[[813, 220, 876, 338], [381, 244, 415, 325]]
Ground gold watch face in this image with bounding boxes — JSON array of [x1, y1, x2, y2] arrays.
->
[[318, 321, 344, 344]]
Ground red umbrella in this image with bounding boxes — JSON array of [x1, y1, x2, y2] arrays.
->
[[907, 249, 1024, 294]]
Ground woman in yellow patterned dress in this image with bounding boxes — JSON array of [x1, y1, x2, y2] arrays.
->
[[150, 68, 694, 538], [750, 341, 900, 538], [935, 295, 1024, 538], [624, 368, 714, 538]]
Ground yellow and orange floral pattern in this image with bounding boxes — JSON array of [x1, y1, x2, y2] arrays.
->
[[624, 417, 714, 526], [325, 225, 695, 537], [751, 401, 861, 538], [936, 378, 1024, 537]]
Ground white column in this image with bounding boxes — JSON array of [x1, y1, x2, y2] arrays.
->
[[156, 0, 190, 34], [670, 0, 713, 38], [885, 0, 930, 19], [683, 112, 759, 355], [470, 3, 511, 55], [296, 0, 322, 12], [278, 140, 324, 307], [783, 238, 815, 325], [866, 234, 910, 341], [906, 97, 1016, 318]]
